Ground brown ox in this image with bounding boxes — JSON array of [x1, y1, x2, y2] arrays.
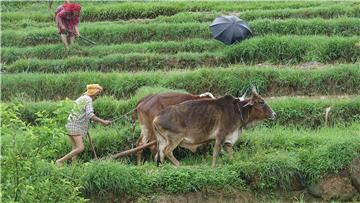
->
[[153, 87, 276, 167], [133, 92, 215, 164]]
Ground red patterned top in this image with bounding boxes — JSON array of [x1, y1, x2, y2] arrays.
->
[[55, 3, 81, 35]]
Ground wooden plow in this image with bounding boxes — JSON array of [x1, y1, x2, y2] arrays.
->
[[111, 140, 156, 159]]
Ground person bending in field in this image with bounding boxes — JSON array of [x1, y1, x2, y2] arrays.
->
[[55, 1, 81, 48], [56, 84, 112, 166]]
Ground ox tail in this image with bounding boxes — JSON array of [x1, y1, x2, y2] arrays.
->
[[152, 118, 162, 167], [131, 108, 138, 134], [156, 144, 161, 167], [111, 140, 156, 159]]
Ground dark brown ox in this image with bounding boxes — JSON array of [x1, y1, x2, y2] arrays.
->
[[133, 92, 215, 164], [153, 87, 276, 168]]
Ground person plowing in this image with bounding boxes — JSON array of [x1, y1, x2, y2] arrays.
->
[[55, 1, 81, 48], [56, 84, 112, 166]]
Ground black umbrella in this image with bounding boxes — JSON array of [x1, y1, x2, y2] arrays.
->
[[210, 16, 252, 45]]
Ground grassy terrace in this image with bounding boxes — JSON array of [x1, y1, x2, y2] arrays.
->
[[5, 36, 358, 73], [2, 64, 360, 101], [3, 34, 359, 65], [3, 5, 360, 30], [75, 124, 359, 197], [3, 102, 360, 198], [3, 18, 360, 47], [1, 39, 225, 63], [13, 92, 360, 128], [2, 1, 340, 21]]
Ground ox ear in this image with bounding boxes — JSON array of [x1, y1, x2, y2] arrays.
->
[[243, 99, 254, 107]]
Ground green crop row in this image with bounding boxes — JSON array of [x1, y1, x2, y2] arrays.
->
[[4, 52, 224, 73], [3, 18, 358, 62], [155, 5, 360, 22], [225, 35, 359, 64], [1, 39, 225, 64], [3, 4, 360, 30], [2, 64, 360, 101], [4, 36, 359, 73], [15, 92, 360, 128], [3, 18, 359, 47], [1, 1, 328, 22], [2, 23, 209, 47], [240, 4, 360, 20]]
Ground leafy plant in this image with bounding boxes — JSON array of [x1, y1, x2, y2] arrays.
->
[[1, 103, 86, 202]]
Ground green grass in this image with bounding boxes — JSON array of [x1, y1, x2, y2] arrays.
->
[[1, 1, 328, 22], [5, 118, 359, 198], [3, 100, 359, 198], [149, 5, 360, 22], [1, 39, 225, 64], [5, 52, 224, 73], [3, 4, 360, 30], [226, 35, 359, 64], [13, 92, 360, 128], [239, 4, 360, 20], [3, 34, 360, 67], [3, 18, 359, 47], [3, 64, 360, 101], [4, 36, 359, 73], [82, 124, 360, 192], [2, 22, 210, 47]]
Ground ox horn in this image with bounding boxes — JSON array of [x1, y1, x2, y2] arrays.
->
[[239, 90, 248, 101], [251, 86, 259, 95], [199, 92, 215, 99]]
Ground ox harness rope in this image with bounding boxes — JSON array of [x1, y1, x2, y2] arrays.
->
[[110, 107, 137, 124], [88, 107, 138, 153]]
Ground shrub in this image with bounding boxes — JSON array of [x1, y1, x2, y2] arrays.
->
[[1, 103, 86, 202]]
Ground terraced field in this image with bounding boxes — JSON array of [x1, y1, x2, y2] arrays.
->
[[2, 1, 360, 202]]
